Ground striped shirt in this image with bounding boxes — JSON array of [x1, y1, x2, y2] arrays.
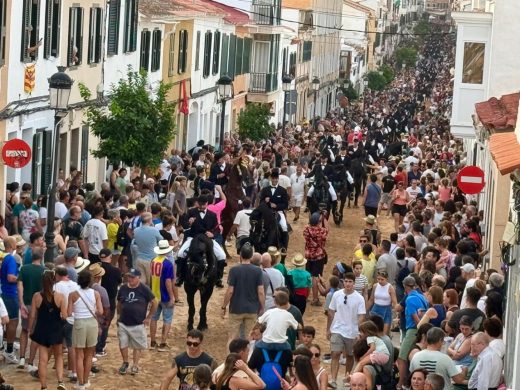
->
[[354, 275, 368, 295]]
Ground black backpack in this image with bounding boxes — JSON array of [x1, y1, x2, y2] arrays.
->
[[116, 221, 130, 249], [396, 260, 411, 286]]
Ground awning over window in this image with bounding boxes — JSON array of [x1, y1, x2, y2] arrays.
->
[[489, 132, 520, 175]]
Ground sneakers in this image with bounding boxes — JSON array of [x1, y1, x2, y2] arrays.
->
[[130, 366, 139, 375], [26, 364, 38, 373], [67, 372, 77, 383], [17, 357, 25, 369], [150, 341, 158, 349], [95, 351, 107, 357], [57, 381, 67, 390], [2, 351, 18, 364], [119, 362, 129, 375], [157, 343, 170, 352], [91, 357, 97, 363], [328, 380, 337, 389], [339, 356, 347, 365]]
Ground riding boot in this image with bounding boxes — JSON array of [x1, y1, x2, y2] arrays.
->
[[215, 261, 226, 288], [175, 257, 187, 287]]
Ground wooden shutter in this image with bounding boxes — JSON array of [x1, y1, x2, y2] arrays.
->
[[182, 30, 188, 73], [168, 33, 175, 76], [21, 0, 30, 61], [151, 30, 161, 72], [140, 30, 151, 71], [202, 31, 211, 78], [107, 0, 120, 55], [212, 30, 220, 75], [228, 34, 236, 79], [130, 0, 138, 52], [243, 38, 252, 74], [67, 7, 74, 66], [95, 8, 102, 62], [194, 31, 200, 71], [30, 0, 41, 61], [42, 130, 53, 196], [0, 0, 6, 64], [281, 47, 287, 75], [88, 8, 95, 63], [220, 33, 229, 76], [80, 126, 89, 180], [77, 8, 84, 64], [235, 38, 243, 76]]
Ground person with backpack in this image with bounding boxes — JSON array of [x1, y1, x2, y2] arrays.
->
[[395, 248, 416, 303], [248, 339, 293, 390]]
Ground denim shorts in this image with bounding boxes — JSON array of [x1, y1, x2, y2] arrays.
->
[[152, 301, 174, 324], [2, 295, 19, 320], [370, 304, 392, 325]]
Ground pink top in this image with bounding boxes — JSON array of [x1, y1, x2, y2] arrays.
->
[[438, 186, 452, 202], [208, 199, 226, 233]]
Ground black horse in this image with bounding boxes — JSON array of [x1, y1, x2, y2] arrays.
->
[[307, 170, 335, 217], [184, 234, 217, 331], [248, 202, 284, 255], [331, 164, 351, 226], [348, 157, 367, 208]]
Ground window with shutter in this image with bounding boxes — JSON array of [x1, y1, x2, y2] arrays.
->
[[228, 34, 236, 79], [194, 31, 201, 71], [212, 31, 220, 75], [21, 0, 41, 62], [107, 0, 120, 55], [289, 52, 296, 77], [202, 31, 212, 78], [242, 38, 251, 74], [124, 0, 138, 53], [67, 7, 83, 67], [281, 47, 287, 75], [235, 38, 243, 76], [80, 126, 89, 181], [44, 0, 60, 59], [151, 30, 161, 72], [88, 7, 102, 64], [168, 33, 175, 76], [0, 0, 6, 65], [177, 29, 188, 74], [140, 30, 151, 71], [220, 34, 229, 76]]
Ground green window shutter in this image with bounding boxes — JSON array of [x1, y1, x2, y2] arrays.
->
[[281, 47, 287, 75], [235, 37, 243, 76], [42, 130, 53, 196], [194, 31, 200, 71], [80, 126, 89, 181], [203, 31, 212, 78], [220, 33, 229, 76], [168, 33, 175, 76], [44, 1, 60, 58], [243, 37, 251, 74], [228, 34, 236, 79], [151, 29, 161, 72], [140, 30, 151, 71], [21, 0, 30, 61], [0, 0, 6, 64], [212, 30, 220, 75], [130, 0, 138, 52], [107, 0, 120, 55]]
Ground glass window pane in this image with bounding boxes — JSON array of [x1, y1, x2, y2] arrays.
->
[[462, 42, 484, 84]]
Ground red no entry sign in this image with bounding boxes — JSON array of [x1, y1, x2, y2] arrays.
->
[[457, 165, 485, 194], [2, 139, 32, 168]]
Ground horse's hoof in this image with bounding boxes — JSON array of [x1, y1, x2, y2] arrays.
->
[[197, 324, 208, 331], [216, 280, 224, 288]]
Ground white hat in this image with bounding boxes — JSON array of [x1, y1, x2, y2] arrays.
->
[[461, 263, 475, 273], [74, 257, 91, 273], [154, 240, 174, 255]]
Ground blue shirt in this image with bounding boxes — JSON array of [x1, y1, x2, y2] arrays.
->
[[365, 183, 381, 208], [0, 254, 19, 297], [404, 289, 428, 330], [23, 247, 33, 265], [133, 226, 162, 261]]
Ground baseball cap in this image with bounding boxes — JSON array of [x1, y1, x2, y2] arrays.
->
[[99, 248, 112, 259], [461, 263, 475, 273], [64, 247, 80, 260], [126, 268, 142, 277]]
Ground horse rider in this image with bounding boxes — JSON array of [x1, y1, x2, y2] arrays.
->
[[175, 194, 227, 287], [209, 152, 229, 187], [306, 169, 338, 216], [334, 146, 352, 170], [307, 153, 334, 181], [258, 168, 289, 250]]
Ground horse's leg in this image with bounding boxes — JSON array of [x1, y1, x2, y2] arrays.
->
[[197, 284, 215, 331], [184, 284, 196, 331], [340, 191, 347, 223]]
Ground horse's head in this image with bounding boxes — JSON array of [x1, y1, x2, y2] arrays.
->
[[187, 235, 215, 285]]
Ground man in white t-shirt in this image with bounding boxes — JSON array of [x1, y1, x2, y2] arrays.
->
[[278, 167, 292, 198], [261, 253, 285, 310], [82, 205, 108, 264], [327, 273, 366, 387], [404, 151, 419, 170], [406, 180, 421, 200], [230, 198, 253, 254], [459, 263, 477, 309], [54, 266, 79, 381]]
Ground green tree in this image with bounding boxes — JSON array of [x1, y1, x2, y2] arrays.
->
[[342, 80, 359, 101], [237, 103, 272, 141], [79, 69, 176, 168], [379, 64, 395, 84], [395, 46, 418, 68], [366, 71, 388, 91], [414, 20, 431, 36]]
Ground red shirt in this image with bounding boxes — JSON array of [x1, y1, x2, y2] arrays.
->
[[303, 225, 328, 260]]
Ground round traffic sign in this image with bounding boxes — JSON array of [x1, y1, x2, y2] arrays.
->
[[456, 165, 485, 195], [2, 139, 32, 168]]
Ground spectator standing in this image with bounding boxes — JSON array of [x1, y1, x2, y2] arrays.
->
[[303, 212, 329, 306], [467, 332, 502, 390], [1, 237, 20, 363], [68, 270, 103, 390], [290, 165, 306, 222], [88, 263, 111, 358], [288, 254, 312, 315], [376, 240, 398, 285], [214, 353, 266, 390], [117, 268, 157, 375], [159, 330, 217, 390], [221, 244, 265, 341], [361, 175, 382, 217], [17, 247, 45, 369], [150, 240, 176, 351], [132, 212, 162, 285], [260, 253, 285, 311], [28, 270, 68, 390], [327, 272, 366, 388], [367, 271, 397, 335], [82, 205, 108, 264], [99, 249, 122, 338]]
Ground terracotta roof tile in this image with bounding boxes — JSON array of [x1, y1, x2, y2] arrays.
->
[[474, 92, 520, 131], [202, 0, 250, 25], [489, 132, 520, 175], [139, 0, 225, 19]]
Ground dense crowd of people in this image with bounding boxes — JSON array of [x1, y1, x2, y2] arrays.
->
[[0, 22, 507, 390]]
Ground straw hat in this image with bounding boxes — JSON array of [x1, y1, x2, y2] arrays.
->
[[12, 234, 26, 247], [74, 257, 90, 273], [291, 253, 307, 267], [268, 246, 280, 258], [364, 215, 376, 225], [154, 240, 174, 255], [88, 263, 106, 278]]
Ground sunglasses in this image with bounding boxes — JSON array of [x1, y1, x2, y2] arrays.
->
[[312, 353, 321, 358], [359, 240, 368, 243], [343, 295, 348, 305], [186, 341, 200, 347]]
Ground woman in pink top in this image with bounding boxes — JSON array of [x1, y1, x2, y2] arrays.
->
[[438, 178, 452, 202], [391, 181, 410, 232], [206, 184, 227, 241]]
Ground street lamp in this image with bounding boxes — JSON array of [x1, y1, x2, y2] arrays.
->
[[282, 74, 292, 138], [46, 67, 73, 263], [362, 79, 369, 112], [312, 77, 320, 130], [216, 75, 233, 151]]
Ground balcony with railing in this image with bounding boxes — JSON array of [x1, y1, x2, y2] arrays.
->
[[252, 0, 281, 25], [249, 72, 279, 93]]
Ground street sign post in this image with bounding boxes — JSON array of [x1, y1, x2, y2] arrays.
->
[[2, 139, 32, 168], [457, 165, 485, 194]]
